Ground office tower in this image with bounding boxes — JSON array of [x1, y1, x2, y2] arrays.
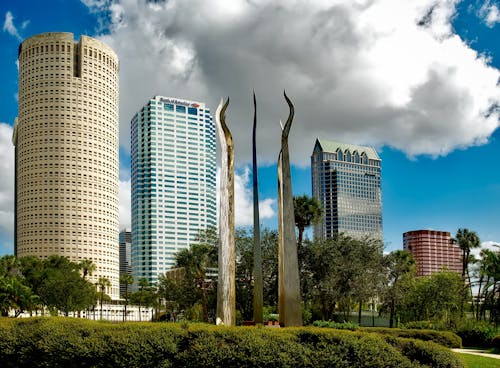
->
[[13, 32, 120, 299], [403, 230, 461, 276], [311, 139, 382, 240], [119, 229, 132, 295], [131, 96, 216, 285]]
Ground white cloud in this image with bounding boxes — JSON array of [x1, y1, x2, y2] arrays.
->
[[80, 0, 109, 11], [0, 123, 15, 252], [217, 166, 276, 227], [3, 11, 22, 41], [471, 240, 500, 259], [119, 179, 131, 230], [81, 0, 500, 165], [479, 2, 500, 27], [234, 167, 276, 226]]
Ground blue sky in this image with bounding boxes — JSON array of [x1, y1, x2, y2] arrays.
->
[[1, 0, 500, 255]]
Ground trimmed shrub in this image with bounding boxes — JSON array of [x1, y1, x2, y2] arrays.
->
[[312, 320, 359, 330], [396, 338, 464, 368], [491, 335, 500, 352], [403, 320, 441, 330], [455, 321, 497, 348], [0, 317, 466, 368], [359, 327, 462, 348]]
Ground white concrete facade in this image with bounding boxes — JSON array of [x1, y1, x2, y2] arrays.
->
[[14, 33, 120, 299]]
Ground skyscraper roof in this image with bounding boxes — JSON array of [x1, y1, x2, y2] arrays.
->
[[315, 138, 380, 161]]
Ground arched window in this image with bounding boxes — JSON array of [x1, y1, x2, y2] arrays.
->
[[361, 153, 368, 165], [345, 150, 351, 162], [337, 148, 343, 161], [353, 151, 360, 163]]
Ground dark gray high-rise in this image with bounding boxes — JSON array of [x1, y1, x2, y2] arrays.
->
[[311, 139, 382, 240]]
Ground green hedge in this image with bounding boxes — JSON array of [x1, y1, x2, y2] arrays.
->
[[359, 327, 462, 348], [455, 322, 497, 348], [0, 318, 464, 368], [492, 335, 500, 352], [312, 320, 359, 330]]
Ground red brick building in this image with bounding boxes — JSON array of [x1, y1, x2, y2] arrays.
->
[[403, 230, 462, 276]]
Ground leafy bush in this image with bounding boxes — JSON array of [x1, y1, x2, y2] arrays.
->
[[491, 335, 500, 352], [403, 320, 442, 330], [0, 317, 466, 368], [312, 320, 359, 330], [455, 321, 497, 348], [395, 338, 464, 368], [359, 327, 462, 348]]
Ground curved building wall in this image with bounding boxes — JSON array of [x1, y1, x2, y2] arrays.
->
[[14, 32, 120, 299]]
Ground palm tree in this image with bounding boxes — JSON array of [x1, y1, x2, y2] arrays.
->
[[455, 228, 480, 278], [476, 247, 500, 321], [78, 259, 96, 318], [79, 259, 96, 281], [384, 250, 415, 328], [455, 228, 481, 315], [176, 243, 217, 322], [137, 277, 149, 322], [97, 277, 111, 320], [293, 195, 322, 247], [120, 273, 134, 322]]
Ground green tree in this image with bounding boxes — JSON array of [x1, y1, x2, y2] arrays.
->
[[234, 228, 280, 318], [455, 228, 481, 314], [293, 195, 322, 247], [0, 255, 20, 276], [475, 247, 500, 324], [301, 234, 384, 321], [175, 242, 217, 322], [19, 256, 44, 301], [79, 259, 96, 281], [351, 237, 385, 324], [261, 229, 279, 308], [399, 271, 467, 327], [136, 277, 149, 322], [0, 274, 33, 317], [97, 277, 111, 320], [235, 229, 254, 321], [381, 250, 416, 328], [120, 273, 134, 321], [158, 273, 182, 320], [38, 256, 96, 316]]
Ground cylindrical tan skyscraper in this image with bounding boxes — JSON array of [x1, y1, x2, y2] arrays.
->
[[13, 32, 120, 299]]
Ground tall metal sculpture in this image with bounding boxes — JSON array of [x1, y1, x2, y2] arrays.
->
[[215, 97, 236, 326], [252, 92, 264, 324], [278, 91, 303, 327]]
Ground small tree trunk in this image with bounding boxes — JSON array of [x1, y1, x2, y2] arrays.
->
[[371, 301, 375, 327], [467, 268, 475, 317], [476, 275, 483, 321], [201, 279, 208, 322], [389, 298, 395, 328], [298, 226, 304, 248], [358, 300, 362, 325]]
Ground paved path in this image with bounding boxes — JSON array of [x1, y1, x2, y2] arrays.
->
[[452, 348, 500, 359]]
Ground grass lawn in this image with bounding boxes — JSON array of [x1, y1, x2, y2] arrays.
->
[[458, 353, 500, 368]]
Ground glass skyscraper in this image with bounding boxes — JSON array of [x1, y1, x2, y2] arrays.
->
[[131, 96, 216, 285], [311, 139, 382, 240], [119, 229, 132, 295]]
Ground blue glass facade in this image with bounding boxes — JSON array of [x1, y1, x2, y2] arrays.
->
[[131, 96, 216, 284], [311, 139, 382, 240]]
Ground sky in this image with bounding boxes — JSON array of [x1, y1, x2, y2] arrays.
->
[[0, 0, 500, 256]]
